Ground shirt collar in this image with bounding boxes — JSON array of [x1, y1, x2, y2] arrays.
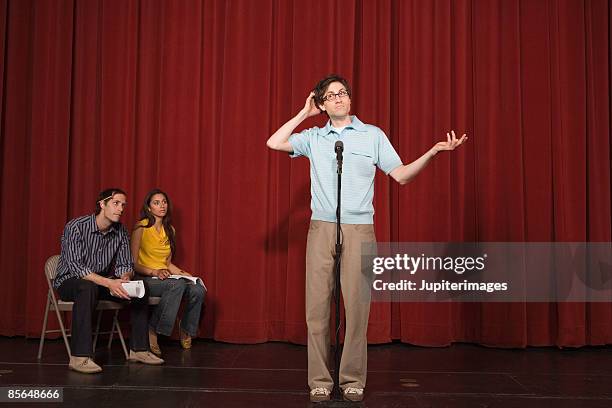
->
[[318, 115, 367, 135], [89, 213, 119, 235]]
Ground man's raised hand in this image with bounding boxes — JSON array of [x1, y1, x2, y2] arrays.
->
[[302, 92, 321, 118]]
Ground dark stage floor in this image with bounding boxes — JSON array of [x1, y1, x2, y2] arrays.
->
[[0, 336, 611, 407]]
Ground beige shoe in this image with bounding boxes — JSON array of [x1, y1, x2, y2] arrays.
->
[[128, 350, 164, 365], [343, 387, 364, 402], [68, 356, 102, 374], [309, 387, 331, 403], [149, 329, 162, 356]]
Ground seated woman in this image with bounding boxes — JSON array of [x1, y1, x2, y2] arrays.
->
[[130, 188, 205, 355]]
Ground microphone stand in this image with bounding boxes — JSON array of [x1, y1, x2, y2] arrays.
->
[[332, 143, 344, 401]]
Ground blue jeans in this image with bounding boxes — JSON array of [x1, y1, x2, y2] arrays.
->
[[142, 277, 205, 337]]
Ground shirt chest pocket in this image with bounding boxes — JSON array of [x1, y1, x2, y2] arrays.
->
[[349, 151, 376, 177]]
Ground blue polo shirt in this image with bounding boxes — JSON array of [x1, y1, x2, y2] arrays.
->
[[289, 115, 402, 224]]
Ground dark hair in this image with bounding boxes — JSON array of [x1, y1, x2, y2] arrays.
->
[[95, 188, 127, 215], [136, 188, 176, 256], [313, 74, 352, 110]]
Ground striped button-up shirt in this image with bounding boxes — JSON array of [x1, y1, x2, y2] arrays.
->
[[53, 214, 134, 289]]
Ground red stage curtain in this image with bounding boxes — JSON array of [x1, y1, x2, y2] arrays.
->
[[0, 0, 610, 347]]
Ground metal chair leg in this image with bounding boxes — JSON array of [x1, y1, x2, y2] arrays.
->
[[92, 309, 103, 352], [53, 307, 71, 358], [112, 311, 129, 359], [107, 316, 115, 347], [37, 295, 52, 360]]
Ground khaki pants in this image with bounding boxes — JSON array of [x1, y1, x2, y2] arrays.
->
[[306, 220, 375, 391]]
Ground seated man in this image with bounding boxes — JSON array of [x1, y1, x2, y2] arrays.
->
[[54, 188, 164, 373]]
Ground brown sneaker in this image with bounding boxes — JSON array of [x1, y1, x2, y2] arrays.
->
[[68, 356, 102, 374], [180, 329, 192, 350], [309, 387, 331, 403], [343, 387, 364, 402], [128, 350, 164, 365]]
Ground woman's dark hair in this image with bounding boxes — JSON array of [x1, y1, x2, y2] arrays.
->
[[136, 188, 176, 256], [95, 188, 127, 215], [313, 74, 352, 109]]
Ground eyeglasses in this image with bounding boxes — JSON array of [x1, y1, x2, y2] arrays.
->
[[322, 89, 349, 102]]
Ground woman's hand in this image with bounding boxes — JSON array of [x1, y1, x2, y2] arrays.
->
[[154, 269, 171, 280]]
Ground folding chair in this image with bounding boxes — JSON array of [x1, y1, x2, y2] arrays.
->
[[37, 255, 129, 360], [105, 296, 161, 345]]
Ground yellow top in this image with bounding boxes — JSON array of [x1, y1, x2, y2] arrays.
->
[[136, 219, 171, 270]]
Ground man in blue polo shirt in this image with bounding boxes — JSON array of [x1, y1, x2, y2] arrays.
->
[[266, 74, 467, 402]]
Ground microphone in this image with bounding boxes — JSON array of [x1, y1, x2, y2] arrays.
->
[[335, 141, 343, 174], [335, 140, 344, 161]]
